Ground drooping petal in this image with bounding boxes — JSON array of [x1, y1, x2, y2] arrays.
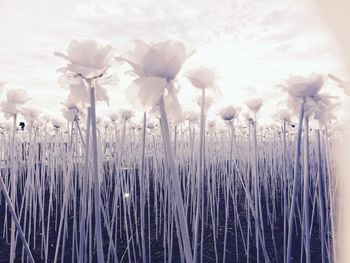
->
[[67, 81, 90, 107], [58, 73, 82, 89], [118, 39, 150, 77], [125, 77, 167, 111], [95, 82, 110, 105], [97, 72, 119, 86], [196, 95, 214, 114], [164, 83, 183, 122]]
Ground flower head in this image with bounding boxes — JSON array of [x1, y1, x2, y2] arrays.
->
[[1, 89, 30, 119], [187, 66, 217, 90], [22, 107, 40, 122], [55, 39, 114, 79], [120, 109, 134, 121], [275, 109, 292, 123], [109, 112, 119, 122], [283, 74, 324, 99], [6, 89, 30, 104], [246, 98, 264, 113], [123, 40, 191, 116], [51, 118, 64, 130], [219, 105, 239, 121], [62, 100, 83, 122], [143, 40, 190, 80], [146, 119, 158, 130]]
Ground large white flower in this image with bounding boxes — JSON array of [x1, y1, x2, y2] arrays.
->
[[123, 40, 191, 113], [283, 74, 324, 99], [142, 40, 189, 80], [55, 39, 114, 79]]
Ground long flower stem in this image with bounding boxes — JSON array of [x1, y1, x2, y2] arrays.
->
[[303, 116, 311, 263], [89, 81, 104, 263], [158, 94, 193, 263], [287, 99, 305, 263]]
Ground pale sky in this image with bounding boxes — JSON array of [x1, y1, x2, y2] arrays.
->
[[0, 0, 348, 124]]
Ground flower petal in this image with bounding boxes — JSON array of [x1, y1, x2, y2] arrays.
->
[[125, 77, 167, 111]]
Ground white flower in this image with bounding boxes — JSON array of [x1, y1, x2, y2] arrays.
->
[[246, 98, 264, 113], [1, 89, 30, 119], [6, 89, 30, 105], [120, 109, 134, 121], [123, 40, 191, 113], [62, 103, 80, 122], [51, 118, 64, 129], [146, 120, 158, 130], [143, 40, 190, 80], [307, 94, 338, 127], [187, 67, 217, 89], [219, 105, 239, 121], [275, 109, 292, 122], [22, 107, 40, 122], [283, 74, 324, 99], [55, 39, 114, 79], [242, 111, 253, 122], [32, 118, 45, 129], [109, 112, 119, 122]]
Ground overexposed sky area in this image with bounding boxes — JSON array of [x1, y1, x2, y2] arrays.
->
[[0, 0, 349, 124]]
